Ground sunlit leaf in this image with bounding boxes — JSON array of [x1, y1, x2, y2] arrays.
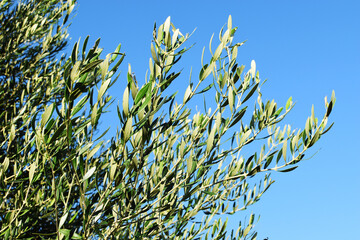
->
[[59, 212, 68, 229], [123, 87, 129, 117], [135, 82, 151, 105], [41, 103, 55, 128], [98, 78, 111, 102], [250, 60, 256, 78], [286, 96, 293, 110], [282, 139, 287, 161], [206, 126, 216, 154], [200, 62, 215, 81], [82, 167, 96, 182]]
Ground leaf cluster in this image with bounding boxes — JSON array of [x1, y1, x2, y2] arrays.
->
[[0, 3, 336, 239]]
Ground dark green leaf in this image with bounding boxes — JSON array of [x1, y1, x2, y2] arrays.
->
[[308, 130, 320, 148], [278, 166, 298, 172], [82, 35, 90, 59], [49, 123, 66, 144], [242, 83, 259, 103], [322, 122, 334, 135], [71, 41, 79, 64], [326, 101, 333, 117], [80, 59, 103, 74], [229, 107, 247, 128]]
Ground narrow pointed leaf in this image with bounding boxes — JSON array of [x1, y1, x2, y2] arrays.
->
[[242, 83, 259, 103], [82, 167, 96, 182]]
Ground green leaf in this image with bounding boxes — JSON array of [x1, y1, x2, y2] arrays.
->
[[123, 87, 130, 117], [160, 72, 181, 91], [80, 59, 103, 74], [250, 60, 256, 78], [196, 83, 213, 94], [151, 43, 158, 65], [229, 107, 247, 128], [322, 122, 334, 135], [82, 35, 90, 59], [215, 112, 221, 131], [82, 166, 96, 182], [232, 46, 238, 62], [227, 15, 232, 31], [135, 83, 151, 105], [100, 54, 110, 80], [112, 43, 122, 61], [109, 53, 125, 73], [135, 93, 152, 116], [71, 94, 88, 117], [71, 40, 79, 64], [243, 224, 252, 237], [79, 143, 92, 155], [70, 82, 87, 101], [172, 28, 180, 47], [2, 157, 9, 172], [286, 96, 293, 110], [273, 107, 283, 117], [59, 229, 71, 238], [91, 103, 98, 126], [110, 163, 117, 181], [242, 83, 259, 103], [87, 142, 102, 159], [249, 213, 255, 225], [331, 90, 336, 103], [282, 139, 287, 161], [278, 166, 299, 172], [264, 151, 277, 169], [164, 16, 171, 35], [124, 118, 133, 142], [326, 100, 333, 117], [206, 126, 216, 154], [29, 162, 36, 183], [204, 190, 217, 196], [49, 123, 66, 144], [183, 84, 192, 103], [71, 232, 83, 239], [187, 156, 193, 176], [199, 62, 215, 81], [212, 42, 224, 62], [228, 87, 234, 112], [9, 124, 15, 143], [157, 24, 164, 42], [305, 117, 311, 137], [98, 78, 111, 102], [308, 130, 320, 148], [41, 103, 54, 128], [311, 105, 315, 123], [67, 119, 72, 142], [70, 61, 81, 83], [59, 212, 68, 229]]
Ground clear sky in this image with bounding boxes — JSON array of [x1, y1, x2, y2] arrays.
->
[[67, 0, 359, 239]]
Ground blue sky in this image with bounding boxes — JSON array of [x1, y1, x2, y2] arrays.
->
[[67, 0, 359, 239]]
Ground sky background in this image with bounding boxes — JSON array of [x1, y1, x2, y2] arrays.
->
[[66, 0, 359, 239]]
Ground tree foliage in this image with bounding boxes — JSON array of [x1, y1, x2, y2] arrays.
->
[[0, 1, 335, 239]]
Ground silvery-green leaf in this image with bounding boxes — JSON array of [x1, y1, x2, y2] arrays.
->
[[59, 212, 68, 229], [122, 87, 129, 117], [82, 166, 96, 182], [250, 60, 256, 78], [98, 78, 111, 102], [41, 103, 54, 128]]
